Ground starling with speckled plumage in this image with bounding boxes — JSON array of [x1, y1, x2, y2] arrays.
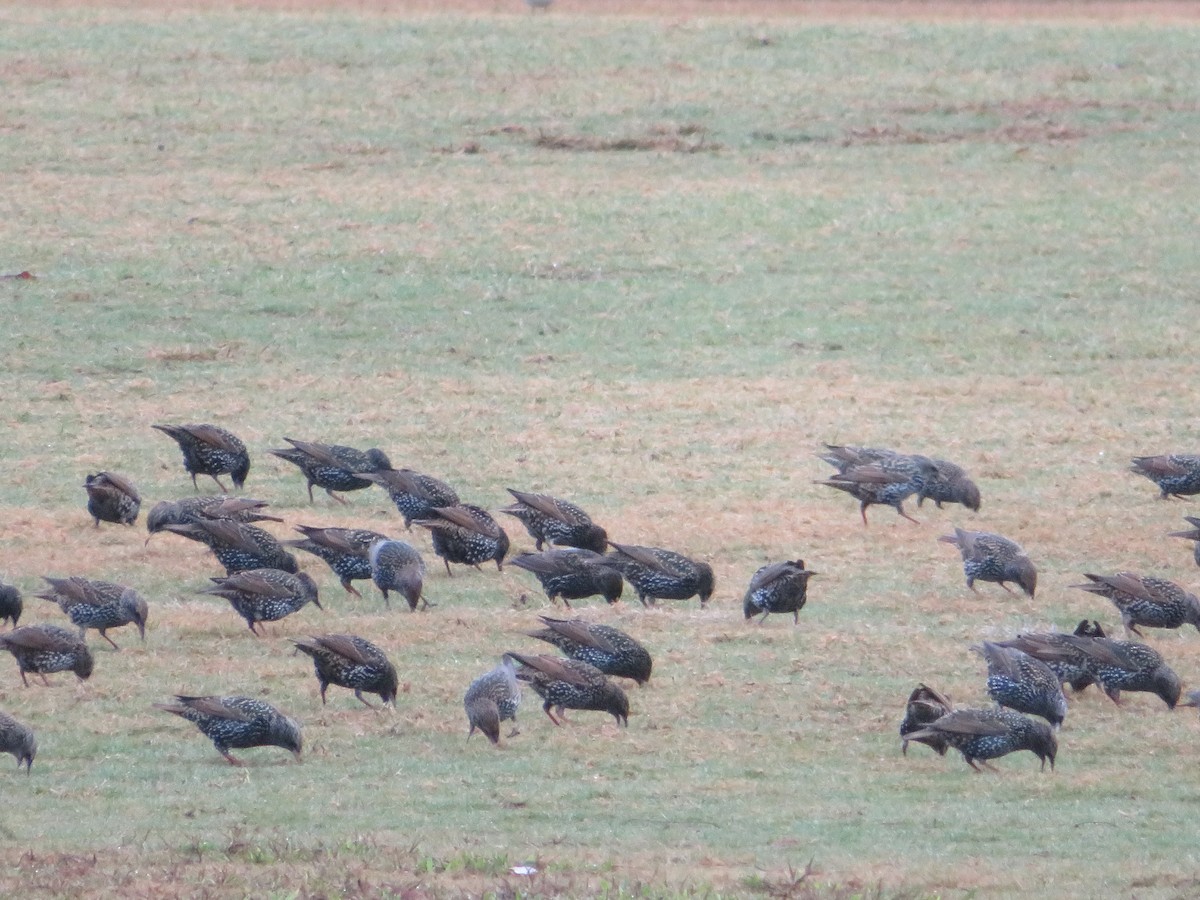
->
[[501, 488, 608, 553], [291, 634, 398, 708], [899, 683, 954, 756], [153, 423, 250, 492], [160, 517, 298, 574], [995, 621, 1106, 693], [202, 569, 321, 635], [0, 624, 94, 686], [1072, 572, 1200, 637], [1168, 516, 1200, 568], [509, 549, 623, 608], [145, 496, 282, 542], [155, 695, 302, 766], [286, 526, 389, 598], [603, 542, 714, 608], [361, 468, 460, 529], [270, 437, 392, 505], [901, 708, 1056, 772], [526, 615, 652, 684], [84, 472, 141, 527], [414, 505, 509, 576], [507, 651, 629, 726], [917, 459, 981, 512], [0, 583, 21, 629], [743, 559, 816, 624], [939, 528, 1036, 598], [464, 656, 522, 745], [1131, 454, 1200, 499], [817, 446, 938, 524], [0, 711, 35, 773], [367, 539, 427, 610], [1035, 635, 1181, 708], [972, 641, 1067, 728], [37, 576, 148, 650]]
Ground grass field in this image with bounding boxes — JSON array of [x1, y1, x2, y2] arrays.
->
[[3, 1, 1200, 896]]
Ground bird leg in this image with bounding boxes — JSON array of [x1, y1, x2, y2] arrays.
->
[[342, 580, 363, 599], [99, 630, 121, 651], [507, 725, 521, 738], [326, 489, 349, 506], [354, 691, 377, 710], [220, 750, 246, 767], [209, 474, 231, 492], [40, 673, 51, 687], [18, 670, 29, 687], [998, 583, 1015, 595], [542, 704, 563, 726], [443, 560, 453, 577], [896, 505, 920, 525], [859, 503, 871, 526], [757, 612, 770, 625]]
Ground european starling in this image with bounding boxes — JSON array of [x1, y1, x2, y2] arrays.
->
[[816, 449, 938, 525], [145, 496, 282, 543], [153, 423, 250, 492], [916, 459, 981, 512], [291, 634, 398, 708], [1033, 635, 1182, 708], [501, 488, 609, 553], [361, 468, 460, 529], [37, 576, 148, 649], [1131, 454, 1200, 499], [509, 549, 624, 608], [817, 444, 899, 472], [742, 559, 816, 624], [0, 582, 21, 629], [154, 695, 302, 766], [899, 683, 954, 756], [1168, 516, 1200, 568], [995, 621, 1106, 693], [286, 526, 389, 598], [507, 651, 629, 726], [414, 505, 510, 576], [0, 710, 36, 773], [526, 615, 652, 684], [603, 542, 714, 607], [84, 472, 141, 527], [367, 539, 427, 610], [1072, 572, 1200, 637], [1181, 690, 1200, 715], [972, 641, 1068, 728], [269, 437, 392, 505], [0, 624, 94, 685], [201, 569, 322, 635], [900, 708, 1056, 773], [160, 518, 298, 575], [939, 528, 1037, 598], [464, 656, 522, 744]]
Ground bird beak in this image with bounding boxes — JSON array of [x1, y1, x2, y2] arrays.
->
[[311, 596, 324, 611]]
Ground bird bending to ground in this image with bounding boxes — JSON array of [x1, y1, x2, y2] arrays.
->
[[743, 559, 815, 624], [160, 518, 298, 574], [972, 641, 1067, 727], [37, 576, 148, 649], [1072, 572, 1200, 637], [286, 526, 389, 597], [501, 488, 608, 553], [900, 707, 1056, 773], [0, 711, 36, 773], [916, 458, 981, 512], [153, 423, 250, 492], [899, 683, 954, 756], [291, 634, 398, 708], [509, 549, 623, 607], [506, 652, 629, 727], [0, 624, 94, 685], [361, 468, 460, 529], [84, 472, 141, 526], [367, 539, 428, 610], [939, 528, 1037, 598], [269, 437, 391, 505], [464, 656, 522, 745], [526, 616, 652, 684], [155, 695, 301, 766], [201, 569, 321, 635], [414, 505, 509, 576], [603, 542, 714, 607]]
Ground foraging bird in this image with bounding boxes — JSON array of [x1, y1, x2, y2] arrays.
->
[[501, 489, 608, 553], [1032, 635, 1181, 709], [37, 576, 148, 649], [286, 526, 389, 598], [899, 683, 954, 756], [201, 569, 321, 635], [1168, 516, 1200, 568], [464, 656, 523, 745], [154, 695, 301, 766], [507, 651, 629, 726], [291, 634, 398, 708], [1181, 690, 1200, 716], [153, 423, 250, 492], [916, 458, 981, 512], [367, 539, 427, 610], [1131, 454, 1200, 500], [900, 708, 1056, 773], [1072, 572, 1200, 637], [939, 528, 1037, 598], [526, 0, 552, 10], [0, 711, 35, 773], [0, 624, 94, 685], [145, 496, 282, 542], [84, 472, 141, 526], [995, 621, 1106, 693], [603, 542, 714, 607], [743, 559, 816, 624], [160, 518, 298, 575], [526, 615, 652, 684], [816, 449, 938, 524], [972, 641, 1068, 728], [509, 549, 623, 607], [0, 582, 22, 628], [414, 505, 510, 576], [269, 437, 392, 505], [361, 469, 460, 529]]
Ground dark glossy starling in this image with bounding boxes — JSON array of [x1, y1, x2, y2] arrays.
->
[[509, 549, 623, 608], [901, 708, 1056, 773], [414, 505, 510, 576], [972, 641, 1068, 728], [603, 542, 714, 608], [939, 528, 1036, 598], [995, 621, 1106, 693], [507, 651, 629, 726], [0, 710, 36, 773], [464, 656, 522, 745], [154, 695, 302, 766], [0, 624, 94, 685], [153, 423, 250, 492], [160, 518, 298, 574], [37, 576, 148, 650], [1037, 635, 1182, 709], [84, 471, 141, 527], [1072, 572, 1200, 637], [917, 459, 981, 512], [291, 634, 398, 708], [0, 582, 21, 629], [527, 615, 652, 684], [361, 469, 460, 529], [743, 559, 816, 624], [285, 526, 389, 598], [816, 452, 938, 525], [269, 437, 392, 505], [367, 539, 427, 610], [899, 683, 954, 756], [1168, 516, 1200, 568], [145, 496, 282, 543], [501, 488, 608, 553], [201, 569, 321, 635], [1131, 454, 1200, 499]]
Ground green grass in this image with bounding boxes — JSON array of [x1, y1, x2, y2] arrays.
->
[[2, 3, 1200, 896]]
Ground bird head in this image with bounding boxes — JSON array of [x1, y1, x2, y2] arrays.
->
[[696, 563, 715, 607], [122, 590, 149, 640], [574, 523, 610, 555], [466, 697, 501, 745], [231, 455, 250, 490], [14, 729, 36, 775], [953, 477, 982, 512], [1032, 722, 1057, 771], [1155, 666, 1183, 709], [296, 573, 322, 609], [604, 683, 630, 726], [598, 568, 624, 605], [273, 716, 303, 760], [74, 645, 95, 681], [1012, 558, 1038, 599], [365, 448, 392, 471]]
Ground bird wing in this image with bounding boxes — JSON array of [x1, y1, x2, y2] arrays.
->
[[93, 471, 140, 500], [925, 709, 1010, 736], [294, 526, 361, 555], [209, 571, 294, 598], [430, 505, 501, 537], [505, 489, 576, 523], [196, 519, 268, 553], [311, 634, 376, 665], [507, 652, 596, 686], [906, 683, 953, 712], [608, 542, 674, 573], [0, 627, 76, 651], [203, 497, 281, 521], [1132, 455, 1188, 476], [174, 696, 254, 721], [283, 438, 346, 469], [828, 463, 908, 486], [181, 424, 242, 451], [974, 642, 1021, 679], [537, 617, 617, 653]]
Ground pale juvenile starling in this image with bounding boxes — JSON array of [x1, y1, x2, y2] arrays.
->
[[509, 549, 623, 608], [917, 458, 981, 512], [361, 468, 460, 529], [604, 542, 714, 607], [900, 708, 1056, 773], [37, 576, 148, 649], [269, 437, 392, 505], [1131, 454, 1200, 499], [201, 569, 321, 635], [0, 624, 94, 685], [899, 683, 954, 756], [939, 528, 1036, 598], [367, 539, 427, 610], [155, 695, 301, 766], [526, 615, 652, 684], [1072, 572, 1200, 637], [464, 656, 522, 745], [160, 518, 298, 574], [501, 488, 608, 553], [972, 641, 1068, 727], [84, 472, 141, 527], [0, 582, 22, 629], [507, 651, 629, 726], [291, 634, 398, 708], [743, 559, 816, 624], [0, 711, 36, 773], [153, 423, 250, 492], [286, 526, 389, 598], [414, 505, 510, 576]]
